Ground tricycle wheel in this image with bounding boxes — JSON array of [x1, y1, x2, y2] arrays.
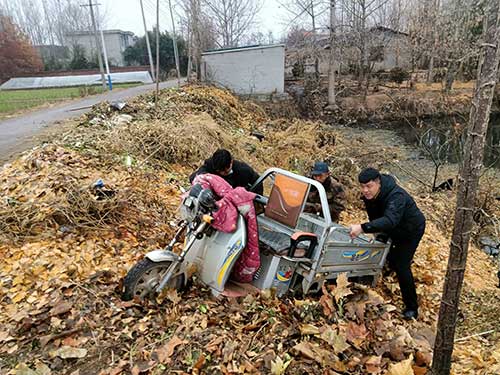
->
[[122, 258, 184, 301]]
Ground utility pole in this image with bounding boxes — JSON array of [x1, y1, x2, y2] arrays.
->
[[97, 6, 112, 90], [82, 0, 107, 90], [155, 0, 160, 109], [99, 28, 112, 90], [140, 0, 156, 82], [168, 0, 181, 86]]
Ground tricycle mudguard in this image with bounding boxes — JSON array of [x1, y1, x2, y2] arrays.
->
[[145, 249, 182, 263]]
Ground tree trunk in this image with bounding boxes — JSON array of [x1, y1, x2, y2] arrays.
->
[[444, 59, 459, 92], [310, 0, 319, 78], [187, 27, 192, 82], [427, 0, 440, 84], [327, 0, 336, 108], [427, 54, 435, 83], [361, 1, 369, 102], [431, 2, 500, 374]]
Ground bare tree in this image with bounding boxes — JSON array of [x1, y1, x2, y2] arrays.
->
[[179, 0, 217, 79], [339, 0, 391, 97], [280, 0, 328, 77], [441, 0, 482, 92], [0, 0, 106, 46], [327, 0, 337, 107], [426, 0, 440, 83], [431, 2, 500, 374], [203, 0, 262, 47]]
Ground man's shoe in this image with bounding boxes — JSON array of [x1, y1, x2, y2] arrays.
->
[[403, 309, 418, 320]]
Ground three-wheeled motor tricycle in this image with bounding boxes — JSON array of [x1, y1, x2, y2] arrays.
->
[[122, 168, 391, 301]]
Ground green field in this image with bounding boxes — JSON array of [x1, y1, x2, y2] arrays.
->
[[0, 84, 139, 115]]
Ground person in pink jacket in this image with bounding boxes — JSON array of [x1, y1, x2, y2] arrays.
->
[[192, 173, 260, 283]]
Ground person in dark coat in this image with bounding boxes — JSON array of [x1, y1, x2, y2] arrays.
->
[[349, 167, 426, 320], [189, 149, 263, 195], [305, 161, 346, 222]]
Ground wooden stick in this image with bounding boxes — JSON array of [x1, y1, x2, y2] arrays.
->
[[454, 329, 495, 342]]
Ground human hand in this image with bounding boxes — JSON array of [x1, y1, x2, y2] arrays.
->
[[349, 224, 363, 239]]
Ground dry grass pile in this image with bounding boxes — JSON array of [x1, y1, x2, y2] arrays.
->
[[103, 113, 239, 166], [0, 145, 181, 244], [82, 85, 260, 131]]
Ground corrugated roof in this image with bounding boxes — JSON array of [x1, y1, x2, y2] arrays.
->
[[202, 44, 285, 56], [0, 71, 152, 90], [66, 29, 135, 37]]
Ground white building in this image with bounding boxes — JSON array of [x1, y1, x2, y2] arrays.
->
[[201, 44, 285, 95], [65, 29, 135, 67]]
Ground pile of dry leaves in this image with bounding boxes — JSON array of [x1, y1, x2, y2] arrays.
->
[[0, 85, 499, 375]]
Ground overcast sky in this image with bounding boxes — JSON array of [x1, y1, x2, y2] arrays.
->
[[102, 0, 292, 41]]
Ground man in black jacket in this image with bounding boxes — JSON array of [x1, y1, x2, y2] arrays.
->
[[349, 168, 426, 320], [189, 149, 263, 195]]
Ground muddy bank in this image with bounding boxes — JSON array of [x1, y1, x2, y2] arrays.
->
[[287, 79, 500, 124]]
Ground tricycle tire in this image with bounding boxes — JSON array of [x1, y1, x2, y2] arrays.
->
[[122, 258, 184, 301]]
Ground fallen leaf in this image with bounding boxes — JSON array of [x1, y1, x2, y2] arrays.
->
[[346, 321, 369, 348], [345, 300, 367, 321], [0, 331, 14, 343], [385, 304, 398, 313], [222, 340, 239, 363], [271, 355, 292, 375], [365, 355, 382, 374], [102, 360, 127, 375], [7, 344, 18, 354], [193, 353, 206, 371], [313, 346, 340, 367], [319, 326, 350, 353], [156, 335, 186, 364], [294, 341, 339, 367], [300, 324, 320, 335], [293, 341, 316, 360], [12, 291, 27, 304], [35, 362, 52, 375], [386, 355, 414, 375], [130, 361, 155, 375], [162, 288, 181, 305], [332, 273, 353, 303], [206, 336, 224, 353], [320, 292, 335, 317], [12, 363, 36, 375], [366, 290, 385, 306], [415, 350, 432, 367], [61, 337, 79, 347], [49, 302, 72, 316], [54, 346, 87, 359], [412, 366, 427, 375]]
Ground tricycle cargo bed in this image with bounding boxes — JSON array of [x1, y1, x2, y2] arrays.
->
[[319, 224, 389, 271]]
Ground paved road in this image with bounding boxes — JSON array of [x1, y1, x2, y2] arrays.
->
[[0, 80, 181, 164]]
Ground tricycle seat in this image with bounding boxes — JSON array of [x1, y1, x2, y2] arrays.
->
[[257, 215, 317, 258]]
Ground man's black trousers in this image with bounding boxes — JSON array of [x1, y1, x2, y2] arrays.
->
[[387, 223, 426, 312]]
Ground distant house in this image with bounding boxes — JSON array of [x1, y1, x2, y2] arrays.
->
[[65, 29, 135, 67], [285, 26, 412, 77], [361, 26, 412, 72], [201, 44, 285, 95]]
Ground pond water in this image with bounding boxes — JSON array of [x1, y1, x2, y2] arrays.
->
[[395, 113, 500, 168]]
